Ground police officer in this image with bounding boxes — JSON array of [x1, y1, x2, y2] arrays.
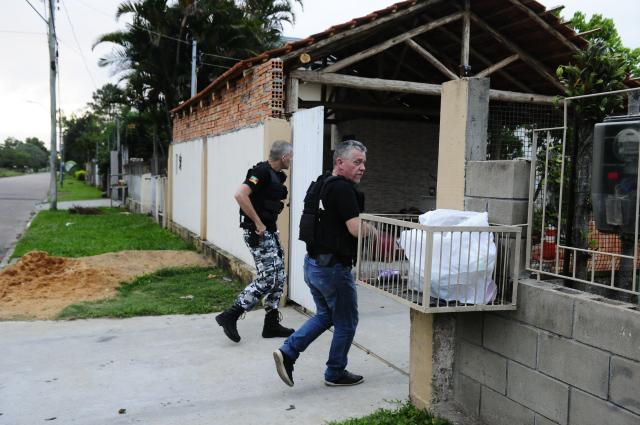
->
[[273, 140, 377, 387], [215, 140, 295, 343]]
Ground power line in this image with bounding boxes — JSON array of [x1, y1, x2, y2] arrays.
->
[[60, 0, 97, 89], [0, 30, 46, 35], [200, 61, 232, 70], [70, 0, 189, 45], [200, 52, 241, 62], [23, 0, 47, 24]]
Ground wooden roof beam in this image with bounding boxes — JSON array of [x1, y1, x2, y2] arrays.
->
[[475, 54, 520, 78], [281, 0, 447, 63], [545, 5, 565, 15], [405, 39, 459, 80], [420, 13, 532, 92], [575, 27, 601, 38], [469, 12, 566, 92], [299, 100, 439, 117], [291, 70, 558, 104], [322, 12, 464, 73], [505, 0, 580, 52]]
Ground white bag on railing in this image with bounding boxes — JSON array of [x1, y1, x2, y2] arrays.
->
[[398, 209, 497, 304]]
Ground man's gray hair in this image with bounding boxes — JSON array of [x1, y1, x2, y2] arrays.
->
[[333, 140, 367, 163], [269, 140, 293, 161]]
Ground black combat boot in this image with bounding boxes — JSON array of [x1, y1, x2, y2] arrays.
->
[[262, 309, 295, 338], [215, 304, 244, 342]]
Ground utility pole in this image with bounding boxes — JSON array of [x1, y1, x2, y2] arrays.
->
[[47, 0, 58, 209], [59, 108, 64, 187], [116, 117, 121, 201], [191, 38, 197, 97]]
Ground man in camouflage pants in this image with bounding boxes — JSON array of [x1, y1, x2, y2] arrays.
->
[[215, 140, 295, 343]]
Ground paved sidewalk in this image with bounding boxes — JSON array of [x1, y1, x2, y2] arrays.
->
[[0, 303, 409, 425], [36, 199, 122, 210]]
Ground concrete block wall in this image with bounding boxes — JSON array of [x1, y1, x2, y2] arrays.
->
[[465, 159, 530, 225], [452, 279, 640, 425], [172, 59, 284, 143], [337, 119, 439, 213]]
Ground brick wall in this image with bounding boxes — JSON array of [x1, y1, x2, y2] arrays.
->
[[337, 119, 439, 213], [172, 59, 284, 143], [453, 279, 640, 425]]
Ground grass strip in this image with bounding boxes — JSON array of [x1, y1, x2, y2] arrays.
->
[[12, 208, 192, 258], [327, 402, 451, 425], [58, 267, 244, 319], [0, 168, 23, 178], [57, 176, 103, 201]]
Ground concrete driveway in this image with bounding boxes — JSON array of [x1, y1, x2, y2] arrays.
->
[[0, 293, 410, 425]]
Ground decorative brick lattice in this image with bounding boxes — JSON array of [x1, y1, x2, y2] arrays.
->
[[172, 59, 286, 142], [270, 58, 285, 119]]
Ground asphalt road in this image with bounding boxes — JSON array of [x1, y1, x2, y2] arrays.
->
[[0, 172, 50, 262]]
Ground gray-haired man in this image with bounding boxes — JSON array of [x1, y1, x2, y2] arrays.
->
[[274, 140, 375, 387], [216, 140, 295, 343]]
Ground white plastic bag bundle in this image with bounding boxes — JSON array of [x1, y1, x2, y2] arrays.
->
[[398, 209, 497, 304]]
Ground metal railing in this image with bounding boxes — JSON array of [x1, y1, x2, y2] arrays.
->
[[526, 88, 640, 300], [356, 214, 521, 313]]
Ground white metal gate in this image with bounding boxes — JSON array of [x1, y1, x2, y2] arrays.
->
[[288, 107, 324, 312]]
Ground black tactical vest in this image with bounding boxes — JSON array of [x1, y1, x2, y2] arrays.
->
[[240, 162, 288, 231]]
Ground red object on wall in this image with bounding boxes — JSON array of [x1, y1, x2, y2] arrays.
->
[[542, 226, 557, 260]]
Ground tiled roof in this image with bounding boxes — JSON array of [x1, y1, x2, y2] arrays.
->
[[171, 0, 634, 114]]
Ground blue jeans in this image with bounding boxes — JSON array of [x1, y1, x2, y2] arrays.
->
[[280, 255, 358, 381]]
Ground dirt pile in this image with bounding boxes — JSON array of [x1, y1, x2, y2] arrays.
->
[[0, 250, 212, 320]]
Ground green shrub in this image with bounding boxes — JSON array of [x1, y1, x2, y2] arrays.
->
[[74, 170, 87, 181]]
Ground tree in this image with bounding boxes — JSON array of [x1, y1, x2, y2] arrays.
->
[[62, 113, 104, 166], [94, 0, 301, 164], [0, 137, 49, 171], [568, 12, 640, 77]]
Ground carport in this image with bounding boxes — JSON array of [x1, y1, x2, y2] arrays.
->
[[170, 0, 592, 411]]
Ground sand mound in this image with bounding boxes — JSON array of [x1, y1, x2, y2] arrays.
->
[[0, 250, 212, 320]]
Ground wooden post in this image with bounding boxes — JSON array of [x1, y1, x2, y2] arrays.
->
[[461, 0, 471, 76], [286, 76, 299, 114]]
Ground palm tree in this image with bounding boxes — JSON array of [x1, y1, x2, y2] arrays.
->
[[94, 0, 301, 152]]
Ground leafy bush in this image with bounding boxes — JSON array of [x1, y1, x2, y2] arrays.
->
[[74, 170, 87, 181]]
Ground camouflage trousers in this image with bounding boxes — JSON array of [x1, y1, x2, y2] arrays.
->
[[235, 230, 286, 312]]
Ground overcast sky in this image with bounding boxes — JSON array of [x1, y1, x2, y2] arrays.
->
[[1, 0, 638, 146]]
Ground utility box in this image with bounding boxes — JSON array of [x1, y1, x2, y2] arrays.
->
[[592, 115, 640, 234]]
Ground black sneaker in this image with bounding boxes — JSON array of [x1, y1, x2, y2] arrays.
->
[[324, 370, 364, 387], [273, 349, 294, 387]]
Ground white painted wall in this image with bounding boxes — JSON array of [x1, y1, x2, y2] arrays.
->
[[141, 173, 152, 213], [206, 125, 264, 265], [128, 174, 141, 202], [172, 139, 203, 235]]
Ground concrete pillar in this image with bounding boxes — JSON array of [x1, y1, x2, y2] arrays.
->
[[410, 78, 490, 408], [200, 139, 208, 240], [410, 309, 433, 409], [436, 77, 490, 209], [166, 144, 173, 225], [263, 118, 292, 306]]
